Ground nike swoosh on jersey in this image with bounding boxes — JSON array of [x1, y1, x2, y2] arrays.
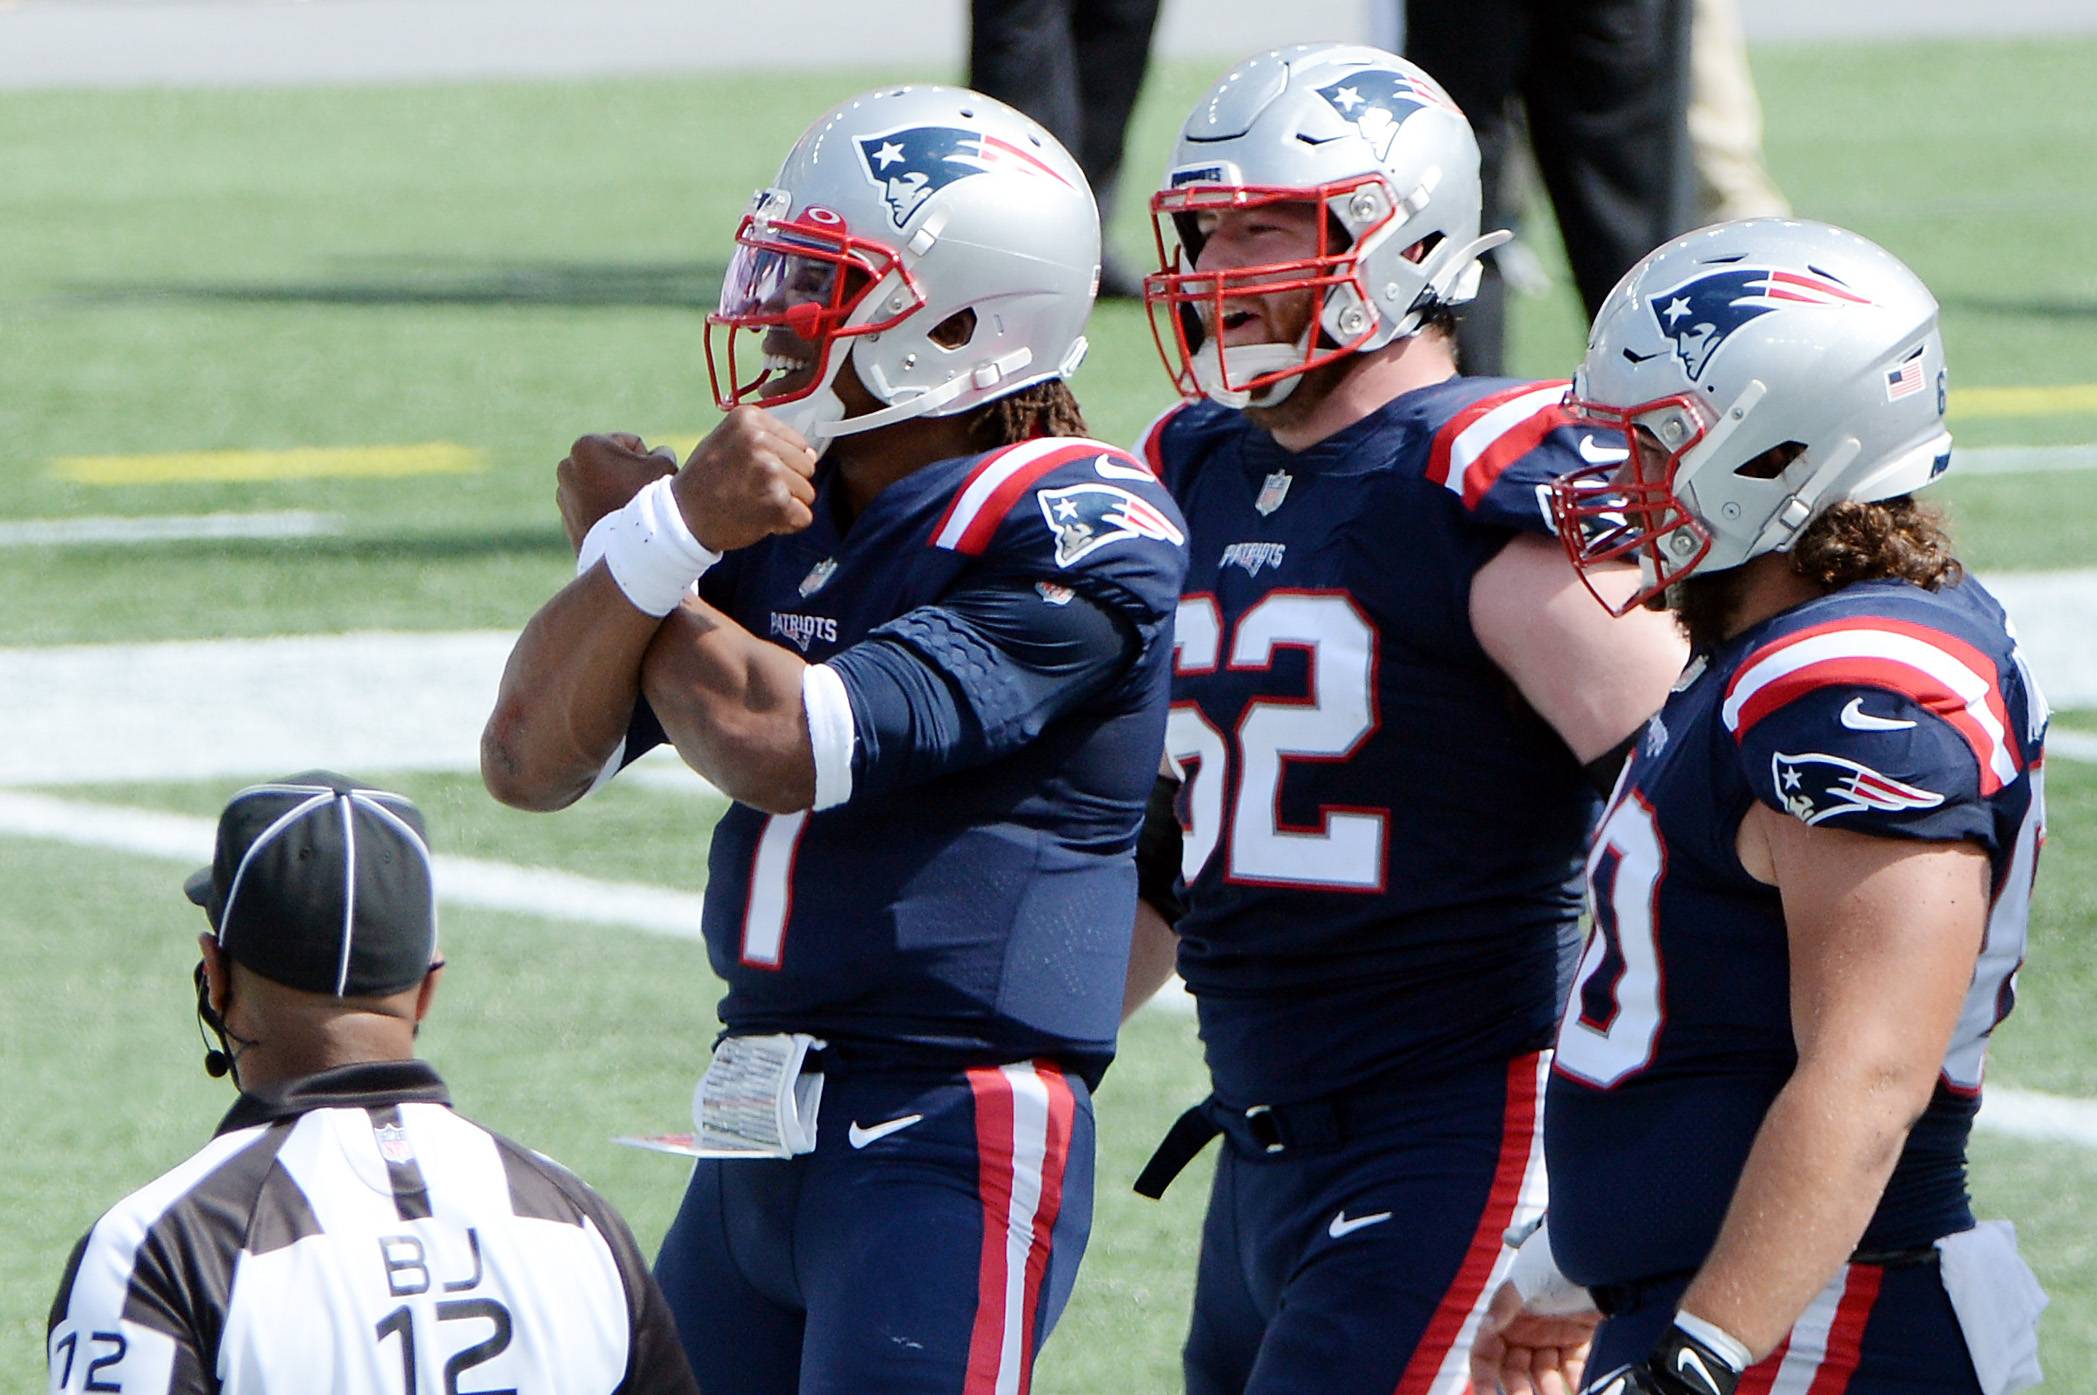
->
[[1577, 433, 1630, 465], [1327, 1209, 1393, 1239], [847, 1114, 925, 1149], [1840, 696, 1918, 731], [1093, 454, 1158, 482]]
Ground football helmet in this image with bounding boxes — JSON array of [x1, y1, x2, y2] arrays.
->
[[706, 85, 1099, 453], [1550, 218, 1954, 614], [1143, 44, 1506, 408]]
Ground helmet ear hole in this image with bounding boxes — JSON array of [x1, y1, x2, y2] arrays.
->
[[929, 307, 978, 350], [1733, 441, 1807, 480]]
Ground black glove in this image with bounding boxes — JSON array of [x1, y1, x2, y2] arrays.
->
[[1584, 1322, 1742, 1395]]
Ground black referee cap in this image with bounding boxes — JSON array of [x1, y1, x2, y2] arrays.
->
[[184, 772, 439, 997]]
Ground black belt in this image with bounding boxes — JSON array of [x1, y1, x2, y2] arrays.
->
[[1589, 1245, 1940, 1317], [1133, 1089, 1380, 1200]]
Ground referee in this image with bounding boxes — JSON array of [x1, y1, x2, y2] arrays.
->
[[47, 772, 701, 1395]]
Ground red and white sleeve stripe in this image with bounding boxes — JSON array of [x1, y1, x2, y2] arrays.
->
[[1424, 381, 1573, 510], [929, 439, 1107, 556], [1721, 617, 2021, 795], [964, 1061, 1077, 1395]]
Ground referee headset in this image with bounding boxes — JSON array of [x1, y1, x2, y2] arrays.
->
[[184, 773, 444, 1089]]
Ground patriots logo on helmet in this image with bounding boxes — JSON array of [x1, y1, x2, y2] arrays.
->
[[1036, 482, 1185, 567], [855, 125, 1072, 229], [1314, 70, 1460, 161], [1650, 265, 1872, 381], [1772, 750, 1944, 825]]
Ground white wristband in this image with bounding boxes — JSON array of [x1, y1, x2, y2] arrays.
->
[[802, 663, 857, 811], [1507, 1216, 1598, 1317], [1673, 1312, 1752, 1373], [576, 509, 619, 577], [597, 476, 721, 617]]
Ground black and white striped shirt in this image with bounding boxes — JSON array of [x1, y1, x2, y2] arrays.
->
[[47, 1061, 699, 1395]]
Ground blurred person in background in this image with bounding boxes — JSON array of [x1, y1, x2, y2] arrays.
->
[[970, 0, 1162, 297], [1404, 0, 1694, 375]]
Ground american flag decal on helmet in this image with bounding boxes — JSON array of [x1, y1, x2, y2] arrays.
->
[[1649, 265, 1872, 382], [856, 125, 1072, 229]]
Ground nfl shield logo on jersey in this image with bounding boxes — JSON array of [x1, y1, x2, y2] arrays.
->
[[799, 558, 838, 597], [1772, 750, 1945, 825], [1255, 470, 1293, 516], [1036, 482, 1186, 567], [373, 1122, 415, 1165]]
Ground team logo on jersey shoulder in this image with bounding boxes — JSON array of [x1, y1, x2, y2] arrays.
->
[[1650, 265, 1871, 381], [373, 1122, 414, 1165], [1772, 750, 1945, 825], [1035, 481, 1185, 567]]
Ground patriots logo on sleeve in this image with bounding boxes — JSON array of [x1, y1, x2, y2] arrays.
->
[[1772, 750, 1945, 825], [855, 125, 1072, 229], [1314, 69, 1460, 160], [1036, 482, 1185, 567], [1649, 264, 1872, 381]]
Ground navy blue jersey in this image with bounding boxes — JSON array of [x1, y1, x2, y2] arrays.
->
[[620, 437, 1187, 1088], [1145, 378, 1616, 1105], [1547, 576, 2049, 1287]]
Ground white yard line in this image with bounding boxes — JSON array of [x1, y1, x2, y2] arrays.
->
[[1957, 444, 2097, 476], [0, 511, 342, 547], [9, 781, 2093, 1148], [0, 790, 706, 940]]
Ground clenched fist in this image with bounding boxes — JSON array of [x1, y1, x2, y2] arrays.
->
[[670, 407, 818, 553], [556, 433, 679, 553]]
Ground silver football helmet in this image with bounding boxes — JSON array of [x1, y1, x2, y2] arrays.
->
[[1143, 44, 1507, 408], [707, 85, 1100, 453], [1550, 218, 1954, 614]]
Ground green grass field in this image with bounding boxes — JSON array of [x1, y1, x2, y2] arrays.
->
[[4, 34, 2095, 1394]]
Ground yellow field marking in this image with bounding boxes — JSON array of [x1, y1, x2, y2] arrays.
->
[[52, 442, 483, 486], [1951, 384, 2097, 420]]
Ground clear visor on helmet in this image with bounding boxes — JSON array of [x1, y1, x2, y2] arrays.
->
[[1548, 391, 1716, 615], [1142, 177, 1392, 402], [704, 210, 922, 413]]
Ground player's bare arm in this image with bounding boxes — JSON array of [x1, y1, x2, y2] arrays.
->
[[1675, 811, 1989, 1358], [1470, 538, 1688, 766], [482, 413, 815, 811], [639, 598, 817, 814]]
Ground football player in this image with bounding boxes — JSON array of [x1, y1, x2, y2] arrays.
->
[[481, 86, 1189, 1395], [1121, 44, 1689, 1395], [1471, 218, 2050, 1395]]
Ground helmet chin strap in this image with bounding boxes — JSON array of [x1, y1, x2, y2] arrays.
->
[[1191, 339, 1307, 410], [768, 344, 1037, 457]]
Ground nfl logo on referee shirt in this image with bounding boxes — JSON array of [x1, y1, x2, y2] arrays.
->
[[374, 1122, 414, 1164], [1255, 470, 1292, 516]]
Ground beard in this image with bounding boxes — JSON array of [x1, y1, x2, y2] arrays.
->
[[1667, 567, 1754, 651], [1243, 350, 1356, 437]]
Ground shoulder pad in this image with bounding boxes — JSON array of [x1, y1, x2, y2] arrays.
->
[[927, 436, 1188, 614], [1423, 379, 1576, 511], [1722, 614, 2024, 800]]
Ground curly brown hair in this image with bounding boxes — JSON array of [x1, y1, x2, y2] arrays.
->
[[1789, 495, 1962, 592], [965, 378, 1091, 451]]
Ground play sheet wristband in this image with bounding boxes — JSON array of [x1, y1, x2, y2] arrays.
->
[[690, 1032, 826, 1158]]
